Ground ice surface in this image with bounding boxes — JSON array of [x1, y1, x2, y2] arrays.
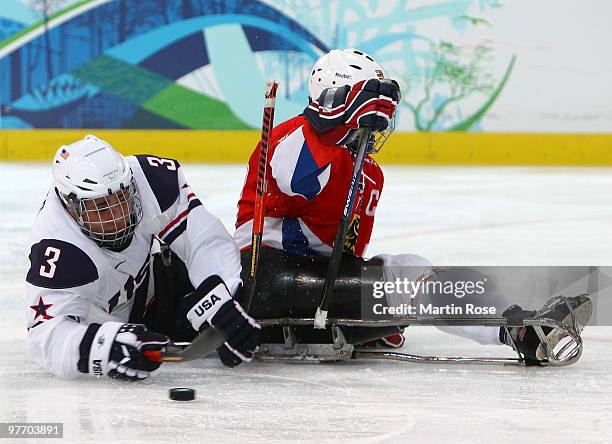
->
[[1, 163, 611, 443]]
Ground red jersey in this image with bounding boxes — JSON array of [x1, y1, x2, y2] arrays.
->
[[235, 116, 383, 257]]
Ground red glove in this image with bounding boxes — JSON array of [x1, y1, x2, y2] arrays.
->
[[304, 78, 400, 145], [343, 79, 400, 131]]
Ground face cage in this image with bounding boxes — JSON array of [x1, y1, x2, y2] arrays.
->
[[346, 113, 397, 155], [70, 178, 143, 251], [368, 112, 396, 154]]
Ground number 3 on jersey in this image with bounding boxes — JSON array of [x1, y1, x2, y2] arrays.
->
[[39, 247, 61, 278], [147, 156, 177, 171]]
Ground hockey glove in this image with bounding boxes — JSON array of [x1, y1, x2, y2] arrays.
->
[[304, 78, 400, 135], [343, 78, 400, 131], [185, 276, 261, 368], [78, 322, 169, 381]]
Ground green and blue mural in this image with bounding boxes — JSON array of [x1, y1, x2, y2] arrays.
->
[[0, 0, 514, 131]]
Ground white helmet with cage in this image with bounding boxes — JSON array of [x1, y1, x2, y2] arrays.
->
[[308, 48, 396, 154], [52, 134, 142, 251], [308, 48, 386, 102]]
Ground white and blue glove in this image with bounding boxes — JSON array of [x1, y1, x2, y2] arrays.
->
[[78, 322, 169, 381], [185, 276, 261, 367]]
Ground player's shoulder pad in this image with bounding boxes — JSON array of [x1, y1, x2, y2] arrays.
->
[[134, 154, 181, 212], [27, 239, 98, 289]]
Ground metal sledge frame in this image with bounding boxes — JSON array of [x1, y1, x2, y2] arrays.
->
[[256, 295, 586, 367]]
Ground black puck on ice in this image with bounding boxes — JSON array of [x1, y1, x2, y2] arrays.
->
[[169, 387, 195, 401]]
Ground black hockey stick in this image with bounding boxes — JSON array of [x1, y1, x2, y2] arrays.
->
[[144, 325, 226, 363], [314, 128, 372, 329]]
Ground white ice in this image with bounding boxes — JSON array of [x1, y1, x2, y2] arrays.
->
[[1, 163, 611, 443]]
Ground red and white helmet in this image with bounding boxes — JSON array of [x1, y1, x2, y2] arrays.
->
[[52, 135, 142, 251], [308, 48, 386, 101]]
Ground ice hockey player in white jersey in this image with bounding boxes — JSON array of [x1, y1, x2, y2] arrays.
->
[[25, 135, 260, 380]]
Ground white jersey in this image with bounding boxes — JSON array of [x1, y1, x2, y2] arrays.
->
[[25, 155, 241, 379]]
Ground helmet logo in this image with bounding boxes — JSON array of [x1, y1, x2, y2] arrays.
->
[[104, 169, 119, 182], [335, 72, 351, 79], [375, 69, 384, 79], [60, 149, 70, 160]]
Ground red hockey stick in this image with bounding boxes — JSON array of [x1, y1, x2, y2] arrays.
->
[[245, 80, 279, 311]]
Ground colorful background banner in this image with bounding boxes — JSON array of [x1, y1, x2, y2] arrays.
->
[[1, 1, 611, 162]]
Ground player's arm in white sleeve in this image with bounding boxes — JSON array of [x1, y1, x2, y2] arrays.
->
[[161, 167, 242, 300], [25, 239, 97, 380], [144, 157, 259, 367], [26, 236, 168, 381], [156, 165, 242, 321]]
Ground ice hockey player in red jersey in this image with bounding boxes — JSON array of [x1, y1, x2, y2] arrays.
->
[[235, 49, 593, 359], [236, 48, 408, 347], [237, 48, 394, 259], [26, 135, 260, 380]]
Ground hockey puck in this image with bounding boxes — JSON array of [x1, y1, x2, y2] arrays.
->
[[169, 387, 195, 401]]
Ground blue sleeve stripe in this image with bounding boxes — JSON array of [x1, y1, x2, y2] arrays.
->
[[163, 219, 187, 245], [188, 198, 202, 211]]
